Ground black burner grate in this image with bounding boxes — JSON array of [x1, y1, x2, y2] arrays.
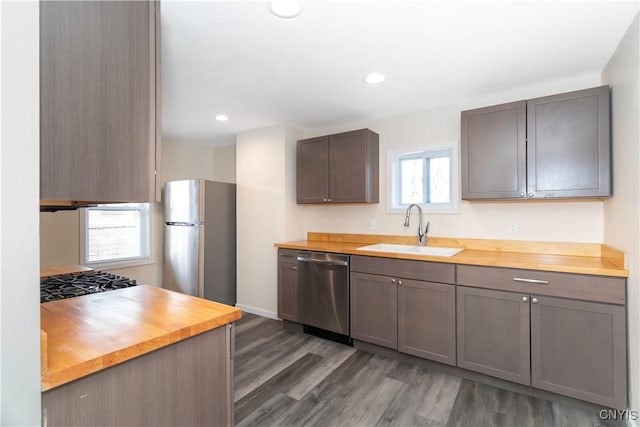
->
[[40, 271, 137, 303]]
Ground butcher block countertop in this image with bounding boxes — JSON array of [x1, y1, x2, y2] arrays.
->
[[40, 285, 242, 391], [275, 232, 628, 278]]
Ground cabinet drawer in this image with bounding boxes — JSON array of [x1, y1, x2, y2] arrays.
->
[[457, 265, 625, 305], [351, 256, 455, 284]]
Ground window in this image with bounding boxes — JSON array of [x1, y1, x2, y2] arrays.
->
[[388, 143, 459, 213], [80, 203, 151, 267]]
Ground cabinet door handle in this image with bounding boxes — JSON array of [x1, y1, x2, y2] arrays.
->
[[292, 266, 297, 270], [398, 280, 402, 285], [532, 297, 539, 304], [520, 192, 525, 198], [391, 278, 396, 284], [513, 277, 549, 285], [522, 296, 528, 303], [527, 193, 534, 198]]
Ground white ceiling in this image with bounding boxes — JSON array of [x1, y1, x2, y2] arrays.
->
[[161, 0, 639, 147]]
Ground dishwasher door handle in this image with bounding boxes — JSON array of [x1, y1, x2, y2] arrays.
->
[[296, 257, 348, 267]]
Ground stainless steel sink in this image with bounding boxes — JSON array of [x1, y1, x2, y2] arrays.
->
[[357, 243, 463, 257]]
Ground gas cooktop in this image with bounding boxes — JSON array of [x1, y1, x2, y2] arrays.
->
[[40, 271, 137, 303]]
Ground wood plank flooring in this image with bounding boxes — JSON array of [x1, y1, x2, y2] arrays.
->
[[234, 313, 623, 427]]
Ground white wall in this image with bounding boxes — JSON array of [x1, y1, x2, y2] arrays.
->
[[212, 144, 236, 183], [298, 73, 605, 243], [236, 74, 609, 319], [161, 138, 216, 183], [0, 1, 41, 424], [602, 14, 639, 412], [236, 126, 303, 317]]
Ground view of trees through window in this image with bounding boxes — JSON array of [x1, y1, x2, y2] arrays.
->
[[399, 155, 450, 205], [85, 205, 148, 263]]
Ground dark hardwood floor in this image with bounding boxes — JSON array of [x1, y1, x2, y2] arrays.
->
[[234, 313, 622, 427]]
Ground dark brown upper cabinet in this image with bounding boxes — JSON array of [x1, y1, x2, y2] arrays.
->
[[527, 86, 610, 198], [461, 86, 610, 200], [40, 1, 161, 205], [297, 129, 379, 204], [461, 101, 527, 199]]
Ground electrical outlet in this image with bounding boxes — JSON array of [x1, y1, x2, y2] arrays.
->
[[508, 221, 519, 234], [366, 218, 376, 231]]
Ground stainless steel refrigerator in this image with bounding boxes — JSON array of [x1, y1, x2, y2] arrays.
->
[[163, 179, 236, 306]]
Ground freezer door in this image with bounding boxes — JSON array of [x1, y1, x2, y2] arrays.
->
[[164, 179, 205, 224], [163, 224, 204, 297], [203, 181, 237, 306]]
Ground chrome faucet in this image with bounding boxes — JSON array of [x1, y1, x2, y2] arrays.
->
[[404, 204, 429, 246]]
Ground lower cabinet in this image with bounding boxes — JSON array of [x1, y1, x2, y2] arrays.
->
[[350, 256, 456, 363], [277, 249, 299, 322], [457, 285, 627, 408], [398, 279, 456, 366], [350, 272, 398, 349], [457, 286, 531, 385], [531, 295, 627, 409], [277, 252, 628, 409], [42, 324, 234, 426]]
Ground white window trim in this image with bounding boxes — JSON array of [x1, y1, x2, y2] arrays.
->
[[79, 203, 153, 269], [387, 142, 460, 214]]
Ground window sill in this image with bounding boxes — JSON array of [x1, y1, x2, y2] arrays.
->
[[83, 258, 155, 271]]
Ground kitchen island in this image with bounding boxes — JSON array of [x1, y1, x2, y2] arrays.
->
[[41, 285, 241, 426]]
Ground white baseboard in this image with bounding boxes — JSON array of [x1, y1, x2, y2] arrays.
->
[[236, 303, 279, 320]]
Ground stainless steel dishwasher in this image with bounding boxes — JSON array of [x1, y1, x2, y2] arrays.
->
[[296, 251, 349, 337]]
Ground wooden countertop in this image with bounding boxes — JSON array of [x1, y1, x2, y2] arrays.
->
[[275, 233, 628, 278], [40, 285, 242, 391]]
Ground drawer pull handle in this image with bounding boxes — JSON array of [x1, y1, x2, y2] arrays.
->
[[513, 277, 549, 285]]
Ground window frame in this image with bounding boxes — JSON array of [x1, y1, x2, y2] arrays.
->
[[387, 142, 459, 214], [79, 203, 153, 269]]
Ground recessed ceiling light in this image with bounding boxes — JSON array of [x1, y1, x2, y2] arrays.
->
[[268, 0, 303, 19], [364, 73, 385, 85], [215, 114, 229, 122]]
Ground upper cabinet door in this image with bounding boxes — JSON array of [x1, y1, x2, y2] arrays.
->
[[527, 86, 611, 198], [329, 129, 379, 203], [297, 136, 329, 203], [461, 101, 527, 200], [296, 129, 379, 204], [40, 1, 160, 203]]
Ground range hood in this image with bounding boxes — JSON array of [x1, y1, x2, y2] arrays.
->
[[40, 200, 97, 212]]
